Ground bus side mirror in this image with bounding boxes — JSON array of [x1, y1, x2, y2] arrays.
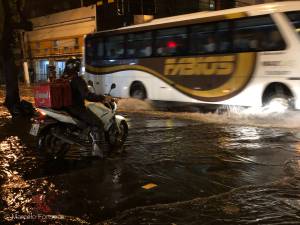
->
[[111, 83, 116, 90]]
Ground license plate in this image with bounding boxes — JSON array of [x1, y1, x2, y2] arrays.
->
[[30, 123, 40, 136]]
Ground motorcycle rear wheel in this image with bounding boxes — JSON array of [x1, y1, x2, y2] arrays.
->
[[37, 125, 70, 160]]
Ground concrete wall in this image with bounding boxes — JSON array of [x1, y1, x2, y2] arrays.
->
[[26, 5, 96, 42]]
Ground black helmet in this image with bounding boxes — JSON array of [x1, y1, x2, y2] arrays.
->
[[64, 57, 81, 75]]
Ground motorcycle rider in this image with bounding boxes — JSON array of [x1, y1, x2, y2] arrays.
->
[[63, 58, 111, 158]]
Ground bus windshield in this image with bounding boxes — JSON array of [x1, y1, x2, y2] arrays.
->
[[286, 11, 300, 37]]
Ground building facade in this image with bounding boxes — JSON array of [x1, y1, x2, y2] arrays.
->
[[24, 5, 96, 82]]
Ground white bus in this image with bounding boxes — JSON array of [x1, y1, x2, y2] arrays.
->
[[84, 1, 300, 110]]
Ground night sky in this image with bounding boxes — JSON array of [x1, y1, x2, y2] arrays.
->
[[23, 0, 240, 19], [24, 0, 97, 18]]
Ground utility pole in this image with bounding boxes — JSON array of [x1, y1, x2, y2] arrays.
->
[[20, 31, 30, 86]]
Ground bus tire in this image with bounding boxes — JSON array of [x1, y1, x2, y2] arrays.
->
[[130, 82, 147, 100], [263, 83, 294, 109]]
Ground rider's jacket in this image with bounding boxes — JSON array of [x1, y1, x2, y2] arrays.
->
[[70, 75, 105, 109]]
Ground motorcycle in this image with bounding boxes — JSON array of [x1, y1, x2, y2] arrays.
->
[[29, 83, 128, 159]]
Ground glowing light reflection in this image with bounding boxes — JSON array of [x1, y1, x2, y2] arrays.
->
[[0, 136, 59, 218]]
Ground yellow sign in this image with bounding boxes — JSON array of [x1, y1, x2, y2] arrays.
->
[[97, 1, 103, 6], [164, 56, 235, 76]]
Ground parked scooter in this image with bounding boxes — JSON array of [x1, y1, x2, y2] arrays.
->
[[30, 84, 128, 159]]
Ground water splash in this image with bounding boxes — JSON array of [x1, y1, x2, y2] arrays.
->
[[118, 98, 154, 111], [115, 98, 300, 129], [223, 97, 289, 117], [216, 99, 300, 129]]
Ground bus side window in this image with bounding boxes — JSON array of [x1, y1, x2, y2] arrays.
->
[[105, 35, 125, 59], [263, 30, 285, 51], [217, 22, 232, 53], [155, 27, 188, 56], [85, 38, 103, 66], [233, 31, 250, 52], [233, 16, 285, 52], [286, 11, 300, 37], [96, 40, 104, 60], [85, 39, 94, 65], [190, 23, 217, 54], [127, 31, 152, 58]]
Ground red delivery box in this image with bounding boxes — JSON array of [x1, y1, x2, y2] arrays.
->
[[33, 81, 72, 109], [61, 81, 72, 107]]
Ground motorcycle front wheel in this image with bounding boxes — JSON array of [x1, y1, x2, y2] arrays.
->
[[106, 121, 128, 149]]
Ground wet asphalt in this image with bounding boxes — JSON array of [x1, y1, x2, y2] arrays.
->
[[0, 88, 300, 224]]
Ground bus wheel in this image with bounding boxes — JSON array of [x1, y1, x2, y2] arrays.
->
[[263, 84, 294, 110], [130, 82, 147, 100]]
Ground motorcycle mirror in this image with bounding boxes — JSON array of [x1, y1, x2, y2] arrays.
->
[[108, 83, 116, 96], [111, 83, 116, 90]]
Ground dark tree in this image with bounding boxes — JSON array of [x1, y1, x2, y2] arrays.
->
[[0, 0, 32, 117]]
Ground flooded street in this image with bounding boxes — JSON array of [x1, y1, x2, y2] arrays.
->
[[0, 87, 300, 224]]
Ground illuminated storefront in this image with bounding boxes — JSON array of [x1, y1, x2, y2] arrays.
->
[[24, 5, 96, 82]]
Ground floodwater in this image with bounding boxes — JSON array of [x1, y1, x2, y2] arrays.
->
[[0, 87, 300, 224]]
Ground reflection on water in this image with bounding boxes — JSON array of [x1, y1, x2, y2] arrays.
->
[[101, 176, 300, 225], [0, 96, 300, 224]]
